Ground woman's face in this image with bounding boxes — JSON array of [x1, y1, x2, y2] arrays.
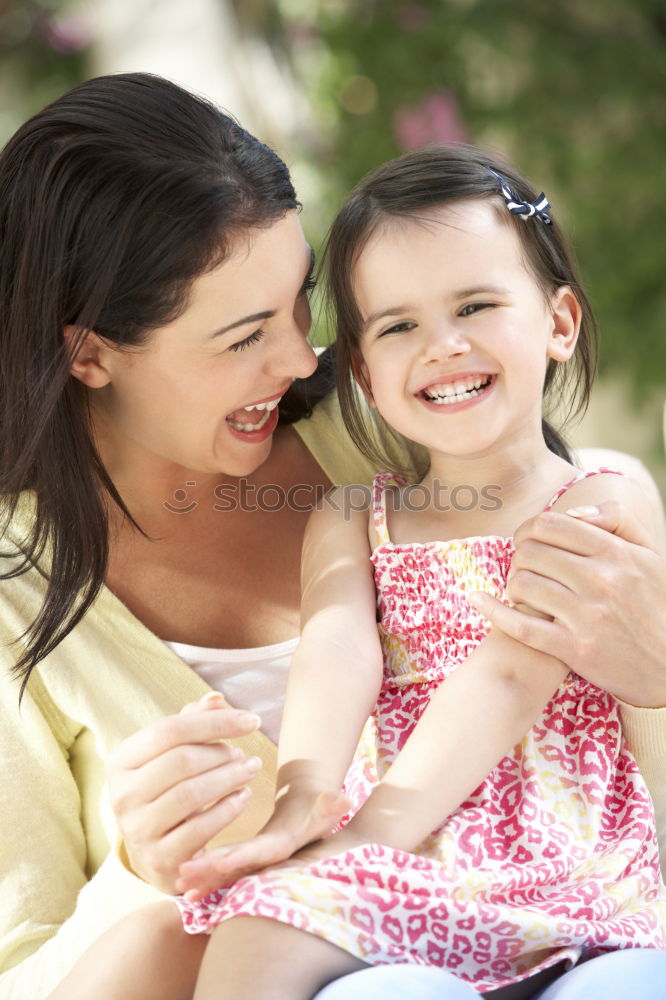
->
[[89, 210, 317, 478]]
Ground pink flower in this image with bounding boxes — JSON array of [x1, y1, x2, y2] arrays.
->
[[41, 14, 91, 54], [394, 92, 467, 150]]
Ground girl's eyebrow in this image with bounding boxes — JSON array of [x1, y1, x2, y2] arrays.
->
[[455, 284, 511, 298], [362, 284, 511, 332], [362, 305, 409, 331], [209, 246, 315, 340]]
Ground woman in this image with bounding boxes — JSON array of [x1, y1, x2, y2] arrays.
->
[[0, 73, 664, 1000]]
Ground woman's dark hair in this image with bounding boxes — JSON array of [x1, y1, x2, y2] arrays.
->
[[323, 144, 598, 472], [0, 71, 317, 694]]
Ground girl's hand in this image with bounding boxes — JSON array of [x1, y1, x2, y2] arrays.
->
[[106, 694, 263, 893], [176, 783, 351, 900]]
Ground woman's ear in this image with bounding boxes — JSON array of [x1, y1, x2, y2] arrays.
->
[[64, 326, 113, 388], [352, 359, 376, 407], [547, 285, 581, 362]]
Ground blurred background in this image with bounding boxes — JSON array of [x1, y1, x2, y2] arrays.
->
[[1, 0, 664, 495]]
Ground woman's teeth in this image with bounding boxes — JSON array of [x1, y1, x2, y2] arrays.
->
[[243, 400, 280, 412], [423, 376, 491, 405], [227, 398, 279, 432]]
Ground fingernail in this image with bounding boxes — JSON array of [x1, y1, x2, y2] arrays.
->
[[200, 692, 225, 705], [467, 591, 483, 608], [236, 786, 251, 800], [566, 505, 600, 518], [236, 712, 261, 730], [244, 756, 261, 773]]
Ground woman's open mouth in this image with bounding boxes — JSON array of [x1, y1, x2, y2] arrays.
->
[[226, 398, 280, 432], [225, 393, 284, 442]]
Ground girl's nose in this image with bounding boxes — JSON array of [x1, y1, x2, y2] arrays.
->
[[420, 323, 471, 365]]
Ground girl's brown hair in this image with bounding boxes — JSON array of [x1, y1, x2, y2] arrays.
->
[[323, 144, 598, 472]]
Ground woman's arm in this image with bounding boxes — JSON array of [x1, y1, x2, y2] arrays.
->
[[177, 490, 384, 897], [0, 671, 165, 1000], [0, 667, 268, 1000]]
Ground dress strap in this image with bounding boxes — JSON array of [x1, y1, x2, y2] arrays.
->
[[543, 466, 622, 511], [371, 471, 407, 547]]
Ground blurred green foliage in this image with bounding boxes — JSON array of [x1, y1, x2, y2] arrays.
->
[[2, 0, 664, 398], [0, 0, 88, 131], [274, 0, 666, 397]]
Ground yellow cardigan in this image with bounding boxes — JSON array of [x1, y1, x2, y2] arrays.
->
[[0, 392, 664, 999]]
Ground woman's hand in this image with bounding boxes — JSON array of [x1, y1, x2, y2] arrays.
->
[[470, 501, 666, 707], [176, 781, 351, 900], [106, 694, 263, 894]]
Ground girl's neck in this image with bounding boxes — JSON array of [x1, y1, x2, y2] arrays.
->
[[410, 438, 575, 541]]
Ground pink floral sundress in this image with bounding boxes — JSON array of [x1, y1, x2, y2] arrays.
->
[[178, 469, 666, 993]]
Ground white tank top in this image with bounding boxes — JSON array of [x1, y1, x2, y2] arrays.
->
[[164, 637, 298, 745]]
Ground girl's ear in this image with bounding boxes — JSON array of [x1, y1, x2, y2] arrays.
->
[[352, 358, 376, 408], [547, 285, 581, 362], [64, 326, 113, 388]]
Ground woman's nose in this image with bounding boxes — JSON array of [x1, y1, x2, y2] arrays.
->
[[420, 323, 471, 364], [267, 321, 318, 381]]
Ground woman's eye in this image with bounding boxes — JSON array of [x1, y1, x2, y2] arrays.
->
[[300, 276, 317, 296], [229, 329, 265, 353], [460, 302, 492, 317]]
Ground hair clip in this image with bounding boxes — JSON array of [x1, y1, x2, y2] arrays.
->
[[486, 167, 552, 225]]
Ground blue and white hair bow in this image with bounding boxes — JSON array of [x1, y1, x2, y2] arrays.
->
[[487, 167, 552, 225]]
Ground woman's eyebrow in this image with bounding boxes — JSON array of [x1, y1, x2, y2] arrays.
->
[[210, 311, 275, 338], [210, 247, 315, 340]]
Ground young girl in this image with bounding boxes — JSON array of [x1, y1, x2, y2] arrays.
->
[[47, 146, 666, 1000]]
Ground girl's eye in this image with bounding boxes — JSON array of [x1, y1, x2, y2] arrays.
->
[[460, 302, 493, 317], [300, 276, 317, 296], [379, 321, 415, 337], [229, 329, 265, 353]]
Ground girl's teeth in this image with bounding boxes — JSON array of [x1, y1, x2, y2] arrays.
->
[[424, 377, 491, 403]]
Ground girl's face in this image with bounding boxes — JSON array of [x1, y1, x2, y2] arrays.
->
[[354, 199, 578, 464], [79, 210, 317, 477]]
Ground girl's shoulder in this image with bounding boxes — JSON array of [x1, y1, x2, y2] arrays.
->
[[547, 466, 662, 537], [543, 466, 623, 511]]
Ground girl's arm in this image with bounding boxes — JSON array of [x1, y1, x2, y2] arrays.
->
[[339, 471, 659, 852], [178, 488, 383, 897]]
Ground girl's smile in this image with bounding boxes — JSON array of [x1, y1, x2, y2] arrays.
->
[[416, 372, 496, 413], [355, 198, 578, 468]]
